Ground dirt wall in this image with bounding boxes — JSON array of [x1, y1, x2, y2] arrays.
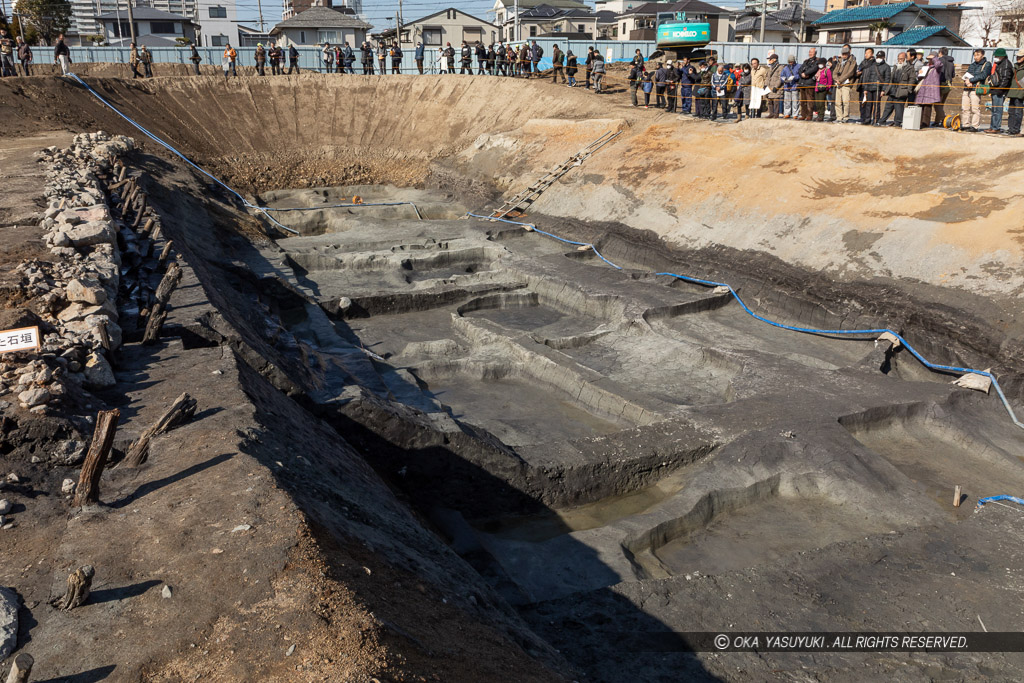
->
[[1, 73, 1021, 296]]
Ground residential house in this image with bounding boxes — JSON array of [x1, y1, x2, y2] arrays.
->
[[371, 8, 497, 49], [283, 0, 361, 22], [613, 1, 735, 42], [811, 2, 970, 46], [271, 5, 373, 46], [96, 6, 199, 46], [743, 0, 808, 13], [511, 5, 609, 39], [996, 4, 1024, 46], [492, 0, 591, 41], [237, 24, 274, 47], [197, 0, 241, 46], [735, 4, 822, 43]]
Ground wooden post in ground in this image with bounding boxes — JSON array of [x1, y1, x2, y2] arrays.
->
[[143, 264, 182, 345], [73, 409, 121, 507], [123, 392, 197, 467], [53, 566, 95, 611], [954, 485, 963, 507], [5, 654, 34, 683], [131, 194, 148, 229], [156, 241, 174, 273]]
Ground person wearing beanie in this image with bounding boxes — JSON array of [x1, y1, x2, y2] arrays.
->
[[1007, 48, 1024, 135], [988, 47, 1014, 133], [781, 54, 800, 119]]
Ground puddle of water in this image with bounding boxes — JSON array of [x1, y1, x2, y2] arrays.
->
[[843, 417, 1024, 516], [463, 299, 598, 339], [652, 497, 882, 575], [418, 374, 630, 446], [477, 469, 689, 542]]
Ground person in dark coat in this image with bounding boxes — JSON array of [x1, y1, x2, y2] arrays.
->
[[934, 46, 956, 126], [530, 40, 542, 76], [856, 47, 877, 124], [289, 44, 301, 74], [678, 58, 696, 114], [868, 51, 891, 125], [552, 44, 565, 83], [360, 42, 373, 74], [414, 42, 425, 74], [585, 47, 595, 88], [54, 34, 72, 75], [878, 51, 915, 127], [797, 47, 819, 120], [16, 36, 33, 76], [475, 42, 487, 74], [653, 61, 667, 107], [566, 50, 578, 86], [391, 43, 402, 74], [665, 64, 679, 112], [460, 41, 472, 74], [628, 62, 642, 106], [444, 42, 456, 73], [988, 48, 1014, 133]]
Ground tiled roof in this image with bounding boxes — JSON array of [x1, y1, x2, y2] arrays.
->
[[273, 7, 372, 30], [882, 24, 963, 44], [812, 1, 915, 25], [97, 7, 192, 21]]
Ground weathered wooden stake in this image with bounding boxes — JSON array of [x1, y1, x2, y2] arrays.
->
[[117, 165, 127, 182], [954, 485, 963, 508], [131, 195, 148, 229], [140, 217, 155, 237], [123, 392, 197, 467], [142, 306, 167, 345], [73, 409, 120, 507], [4, 653, 34, 683], [154, 263, 182, 305], [156, 241, 174, 272], [53, 566, 95, 611]]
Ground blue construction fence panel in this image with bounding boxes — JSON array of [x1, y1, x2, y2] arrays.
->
[[67, 41, 982, 74]]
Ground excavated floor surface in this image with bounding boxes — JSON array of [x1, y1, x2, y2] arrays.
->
[[3, 73, 1024, 682]]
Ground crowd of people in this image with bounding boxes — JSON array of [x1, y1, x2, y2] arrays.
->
[[6, 30, 1023, 135], [624, 44, 1024, 135]]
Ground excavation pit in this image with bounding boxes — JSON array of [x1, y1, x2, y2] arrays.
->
[[5, 73, 1024, 682]]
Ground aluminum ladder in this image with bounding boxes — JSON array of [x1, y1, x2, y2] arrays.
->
[[490, 130, 621, 220]]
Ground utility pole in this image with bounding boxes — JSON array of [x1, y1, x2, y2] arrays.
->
[[759, 0, 767, 43], [397, 0, 402, 45], [257, 0, 265, 32], [127, 0, 137, 44], [797, 0, 806, 43], [514, 0, 519, 41]]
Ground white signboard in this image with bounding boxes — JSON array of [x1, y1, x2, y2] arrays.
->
[[0, 326, 40, 354]]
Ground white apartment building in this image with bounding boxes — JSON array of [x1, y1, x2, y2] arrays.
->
[[64, 0, 243, 46]]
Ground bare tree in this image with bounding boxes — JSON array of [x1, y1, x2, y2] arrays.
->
[[965, 5, 1002, 46], [998, 0, 1024, 47]]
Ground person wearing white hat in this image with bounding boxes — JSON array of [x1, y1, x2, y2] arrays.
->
[[254, 43, 266, 76]]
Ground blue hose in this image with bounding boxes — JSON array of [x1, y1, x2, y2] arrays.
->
[[63, 73, 1022, 432], [466, 212, 1024, 432], [976, 495, 1024, 511]]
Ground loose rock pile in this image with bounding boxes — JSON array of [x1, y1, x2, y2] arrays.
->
[[0, 133, 137, 412]]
